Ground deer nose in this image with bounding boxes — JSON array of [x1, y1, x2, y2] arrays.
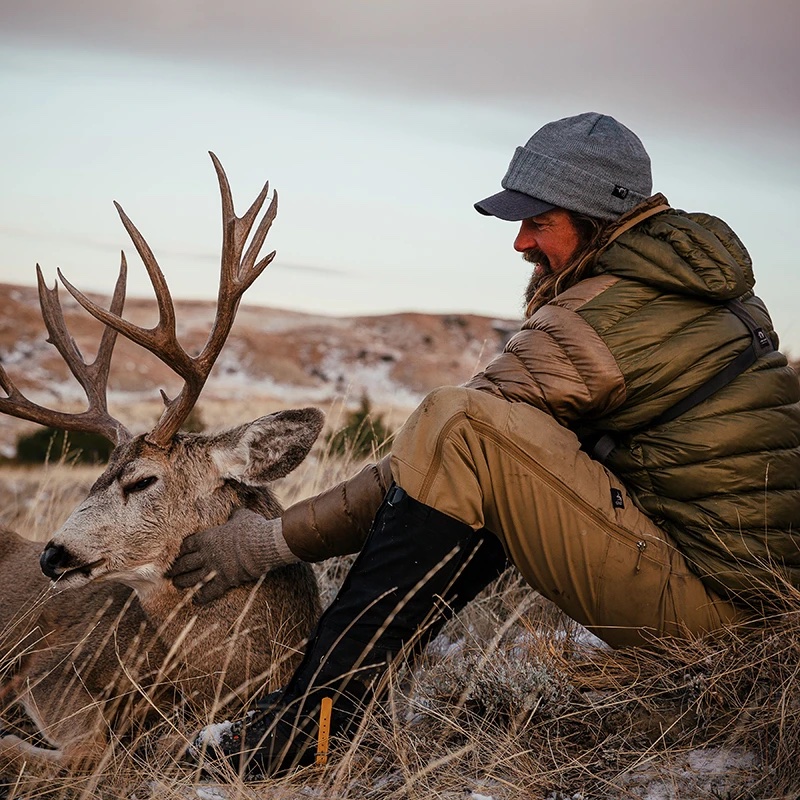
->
[[40, 543, 68, 580]]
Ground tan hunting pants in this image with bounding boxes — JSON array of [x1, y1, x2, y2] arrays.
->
[[389, 386, 744, 648]]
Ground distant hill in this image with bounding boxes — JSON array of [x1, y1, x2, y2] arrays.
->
[[0, 283, 519, 454]]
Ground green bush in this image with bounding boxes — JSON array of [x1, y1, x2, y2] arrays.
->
[[180, 405, 205, 433], [326, 394, 393, 460], [16, 428, 114, 465]]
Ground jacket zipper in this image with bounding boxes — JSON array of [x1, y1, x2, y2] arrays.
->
[[635, 540, 647, 572]]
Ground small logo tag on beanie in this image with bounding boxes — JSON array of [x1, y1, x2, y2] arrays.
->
[[612, 185, 629, 199]]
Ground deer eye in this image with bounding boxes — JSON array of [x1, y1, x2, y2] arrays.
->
[[124, 476, 158, 495]]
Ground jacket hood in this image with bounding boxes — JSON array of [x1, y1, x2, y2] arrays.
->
[[593, 195, 754, 301]]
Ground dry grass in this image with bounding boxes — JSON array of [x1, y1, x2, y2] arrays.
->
[[1, 456, 798, 800], [0, 463, 102, 542]]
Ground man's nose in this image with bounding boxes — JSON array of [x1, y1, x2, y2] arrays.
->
[[514, 221, 536, 252]]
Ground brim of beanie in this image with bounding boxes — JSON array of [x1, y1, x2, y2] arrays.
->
[[474, 189, 556, 221]]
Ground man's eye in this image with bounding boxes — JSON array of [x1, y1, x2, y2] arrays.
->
[[124, 476, 158, 495]]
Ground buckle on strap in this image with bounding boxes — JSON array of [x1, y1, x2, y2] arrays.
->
[[386, 484, 407, 507], [591, 433, 618, 464]]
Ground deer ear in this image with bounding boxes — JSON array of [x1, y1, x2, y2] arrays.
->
[[210, 408, 324, 485]]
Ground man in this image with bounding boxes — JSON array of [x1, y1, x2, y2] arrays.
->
[[169, 112, 800, 776]]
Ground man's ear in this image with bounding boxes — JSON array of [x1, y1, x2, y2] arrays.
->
[[209, 407, 324, 486]]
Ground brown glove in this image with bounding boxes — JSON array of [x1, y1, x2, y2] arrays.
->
[[167, 509, 299, 605]]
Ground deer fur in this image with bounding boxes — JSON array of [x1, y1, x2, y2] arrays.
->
[[0, 407, 323, 773]]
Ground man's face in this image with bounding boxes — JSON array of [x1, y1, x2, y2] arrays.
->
[[514, 208, 583, 282]]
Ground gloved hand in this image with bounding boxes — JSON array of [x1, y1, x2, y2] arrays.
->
[[167, 509, 299, 605]]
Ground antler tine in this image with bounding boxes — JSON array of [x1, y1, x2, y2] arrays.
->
[[94, 253, 129, 386], [0, 264, 132, 446], [113, 201, 178, 334], [0, 364, 17, 400], [39, 260, 127, 393], [197, 155, 276, 369], [242, 193, 278, 288], [210, 152, 277, 288], [36, 266, 93, 390], [143, 153, 278, 447], [57, 203, 194, 381]]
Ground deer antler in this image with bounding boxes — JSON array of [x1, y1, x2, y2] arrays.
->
[[0, 261, 131, 446], [57, 152, 277, 448]]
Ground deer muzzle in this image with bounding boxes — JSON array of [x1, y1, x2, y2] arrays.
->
[[40, 543, 69, 580], [40, 542, 104, 583]]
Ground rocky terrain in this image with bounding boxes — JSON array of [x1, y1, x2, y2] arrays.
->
[[0, 282, 519, 455]]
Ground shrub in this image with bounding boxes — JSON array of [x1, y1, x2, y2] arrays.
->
[[326, 394, 393, 460], [180, 405, 205, 434], [16, 427, 113, 465]]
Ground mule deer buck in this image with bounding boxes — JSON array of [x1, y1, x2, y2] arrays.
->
[[0, 154, 322, 772]]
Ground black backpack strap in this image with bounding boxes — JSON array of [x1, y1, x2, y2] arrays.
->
[[649, 299, 774, 427], [589, 299, 775, 463]]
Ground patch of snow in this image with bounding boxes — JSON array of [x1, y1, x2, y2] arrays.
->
[[320, 347, 425, 409], [618, 746, 758, 800], [108, 389, 163, 404], [192, 718, 236, 749], [550, 625, 610, 650], [195, 788, 231, 800], [686, 746, 756, 772], [426, 633, 465, 659]]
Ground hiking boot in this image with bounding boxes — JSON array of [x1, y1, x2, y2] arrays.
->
[[190, 692, 318, 777]]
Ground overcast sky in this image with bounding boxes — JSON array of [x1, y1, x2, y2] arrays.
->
[[1, 0, 798, 351]]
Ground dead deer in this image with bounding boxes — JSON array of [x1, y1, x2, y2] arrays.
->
[[0, 154, 322, 772]]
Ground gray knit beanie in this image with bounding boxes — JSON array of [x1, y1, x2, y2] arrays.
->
[[475, 112, 652, 222]]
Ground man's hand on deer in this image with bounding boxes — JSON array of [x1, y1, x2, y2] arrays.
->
[[168, 511, 299, 604]]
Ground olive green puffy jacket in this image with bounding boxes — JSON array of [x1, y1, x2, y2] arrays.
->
[[466, 195, 800, 604]]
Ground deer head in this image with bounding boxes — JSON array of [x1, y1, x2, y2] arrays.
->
[[39, 409, 323, 594], [0, 154, 324, 595]]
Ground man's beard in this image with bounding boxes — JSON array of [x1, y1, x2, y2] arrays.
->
[[522, 248, 552, 307]]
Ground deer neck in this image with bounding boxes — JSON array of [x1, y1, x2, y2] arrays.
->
[[109, 563, 165, 601], [132, 577, 198, 636]]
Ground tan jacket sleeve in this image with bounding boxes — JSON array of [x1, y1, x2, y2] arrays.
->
[[465, 277, 627, 425], [281, 456, 393, 561]]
